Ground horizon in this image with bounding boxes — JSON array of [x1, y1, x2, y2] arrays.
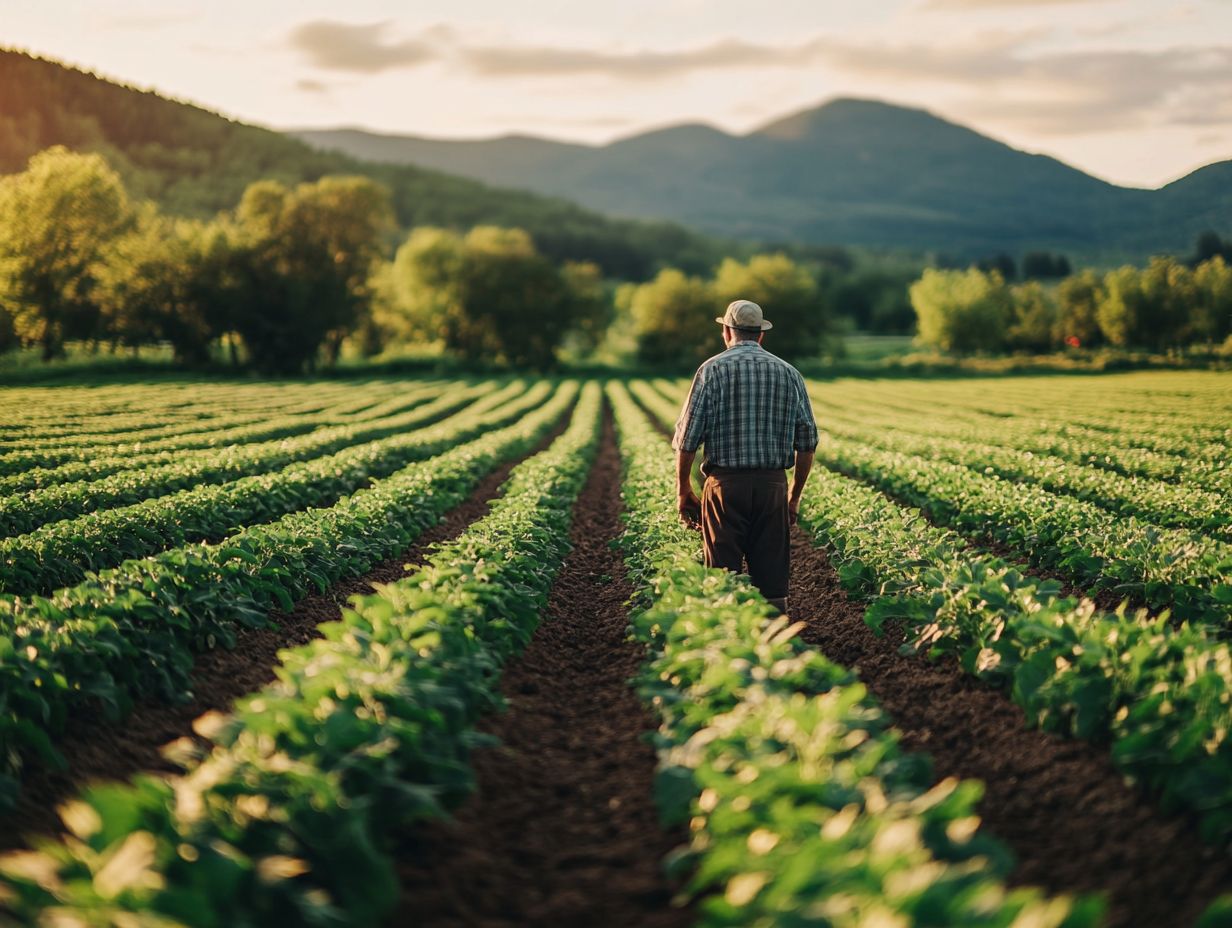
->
[[3, 0, 1231, 189]]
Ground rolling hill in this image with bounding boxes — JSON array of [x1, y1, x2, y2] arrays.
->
[[296, 99, 1232, 261], [0, 48, 722, 278]]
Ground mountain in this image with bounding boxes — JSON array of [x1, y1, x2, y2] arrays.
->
[[296, 99, 1232, 261], [0, 49, 722, 278]]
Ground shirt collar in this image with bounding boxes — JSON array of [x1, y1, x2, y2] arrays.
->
[[725, 341, 762, 352]]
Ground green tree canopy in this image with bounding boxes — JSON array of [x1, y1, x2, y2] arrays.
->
[[713, 253, 829, 361], [629, 268, 718, 365], [1054, 269, 1106, 348], [1006, 281, 1059, 353], [0, 146, 132, 358], [94, 207, 239, 364], [390, 225, 607, 368], [231, 175, 394, 372], [1097, 257, 1192, 350], [910, 268, 1012, 354], [1190, 256, 1232, 344]]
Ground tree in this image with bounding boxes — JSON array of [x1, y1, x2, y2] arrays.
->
[[1054, 270, 1105, 348], [712, 253, 829, 361], [629, 268, 717, 365], [910, 268, 1012, 354], [1191, 231, 1232, 268], [976, 253, 1016, 281], [1021, 251, 1072, 279], [0, 146, 131, 359], [1006, 281, 1059, 352], [94, 208, 239, 364], [1190, 256, 1232, 344], [1098, 258, 1192, 350], [230, 176, 394, 372], [391, 226, 606, 368]]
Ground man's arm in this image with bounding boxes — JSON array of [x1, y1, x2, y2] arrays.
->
[[677, 449, 701, 529], [673, 367, 709, 529], [788, 451, 813, 525], [788, 374, 819, 525]]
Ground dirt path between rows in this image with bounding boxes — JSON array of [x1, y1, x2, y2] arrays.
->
[[0, 413, 571, 850], [390, 410, 692, 928], [788, 528, 1232, 928]]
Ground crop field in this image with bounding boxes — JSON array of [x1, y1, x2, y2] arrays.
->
[[0, 370, 1230, 927]]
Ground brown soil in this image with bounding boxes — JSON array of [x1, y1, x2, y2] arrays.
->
[[0, 415, 570, 851], [788, 527, 1232, 928], [389, 411, 692, 928]]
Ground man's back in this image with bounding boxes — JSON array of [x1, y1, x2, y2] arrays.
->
[[672, 341, 818, 473]]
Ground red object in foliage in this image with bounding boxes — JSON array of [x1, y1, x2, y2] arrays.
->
[[1065, 336, 1081, 348]]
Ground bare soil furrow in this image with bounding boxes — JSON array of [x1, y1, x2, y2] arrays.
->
[[390, 411, 692, 928]]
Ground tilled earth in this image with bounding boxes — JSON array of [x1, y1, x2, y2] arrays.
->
[[389, 414, 692, 928], [788, 526, 1232, 928], [8, 396, 1232, 928]]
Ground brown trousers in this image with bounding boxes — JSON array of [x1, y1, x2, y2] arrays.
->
[[700, 467, 790, 604]]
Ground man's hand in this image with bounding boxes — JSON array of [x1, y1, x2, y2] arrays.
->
[[788, 451, 813, 528], [676, 449, 702, 531], [678, 487, 702, 531]]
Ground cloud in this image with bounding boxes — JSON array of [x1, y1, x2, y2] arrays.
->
[[286, 19, 829, 79], [288, 20, 438, 73], [459, 37, 828, 79], [282, 18, 1232, 138], [95, 11, 197, 30], [816, 36, 1232, 134], [295, 78, 331, 94]]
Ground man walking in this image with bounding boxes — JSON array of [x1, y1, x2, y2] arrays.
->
[[672, 299, 819, 614]]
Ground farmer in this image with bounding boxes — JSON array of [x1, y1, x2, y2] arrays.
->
[[672, 299, 819, 614]]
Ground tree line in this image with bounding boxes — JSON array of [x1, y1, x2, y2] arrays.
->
[[910, 256, 1232, 355], [0, 147, 618, 372], [0, 146, 857, 372]]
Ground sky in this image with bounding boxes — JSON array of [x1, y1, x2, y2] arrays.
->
[[4, 0, 1232, 188]]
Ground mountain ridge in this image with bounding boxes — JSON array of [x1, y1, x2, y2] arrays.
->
[[295, 98, 1232, 260]]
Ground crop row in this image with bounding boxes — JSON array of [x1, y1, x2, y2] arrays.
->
[[809, 387, 1231, 491], [792, 462, 1232, 848], [2, 383, 379, 451], [608, 382, 1096, 927], [821, 411, 1232, 542], [0, 383, 602, 926], [813, 376, 1232, 444], [0, 380, 450, 474], [0, 381, 504, 536], [811, 433, 1232, 625], [0, 383, 450, 495], [0, 382, 578, 808], [0, 382, 364, 445], [0, 381, 556, 597]]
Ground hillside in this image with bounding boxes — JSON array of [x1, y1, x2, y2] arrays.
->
[[0, 49, 721, 277], [297, 99, 1232, 261]]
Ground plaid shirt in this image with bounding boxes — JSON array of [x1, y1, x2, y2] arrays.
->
[[672, 341, 819, 470]]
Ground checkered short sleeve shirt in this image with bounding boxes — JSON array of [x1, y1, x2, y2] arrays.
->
[[671, 342, 819, 469]]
